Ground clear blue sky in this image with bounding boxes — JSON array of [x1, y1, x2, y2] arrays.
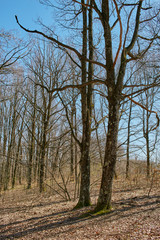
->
[[0, 0, 55, 37], [1, 0, 159, 39]]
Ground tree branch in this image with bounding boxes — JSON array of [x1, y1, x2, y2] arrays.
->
[[58, 92, 81, 148], [123, 94, 159, 130], [15, 15, 106, 69], [112, 0, 123, 67], [127, 40, 153, 61], [15, 15, 82, 59], [126, 0, 143, 52], [36, 79, 106, 93]]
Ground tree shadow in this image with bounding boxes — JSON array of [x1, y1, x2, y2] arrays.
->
[[0, 194, 159, 239], [0, 199, 66, 215]]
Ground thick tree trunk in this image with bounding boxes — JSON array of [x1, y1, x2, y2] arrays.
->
[[96, 98, 119, 211], [77, 132, 91, 207]]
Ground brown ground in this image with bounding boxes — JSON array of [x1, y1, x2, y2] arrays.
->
[[0, 180, 160, 240]]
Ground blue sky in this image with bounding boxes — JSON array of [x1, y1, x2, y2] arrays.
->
[[0, 0, 55, 37], [1, 0, 159, 39]]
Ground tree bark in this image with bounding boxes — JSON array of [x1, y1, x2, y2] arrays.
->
[[94, 0, 142, 211], [75, 0, 93, 207], [76, 0, 90, 207], [4, 93, 17, 190], [126, 98, 133, 179], [39, 125, 46, 192], [27, 84, 37, 189], [96, 96, 119, 210], [12, 103, 26, 188]]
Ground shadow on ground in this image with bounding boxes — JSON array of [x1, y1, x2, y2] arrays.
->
[[0, 194, 159, 239]]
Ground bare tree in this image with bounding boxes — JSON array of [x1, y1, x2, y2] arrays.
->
[[27, 82, 37, 189], [138, 66, 159, 177], [25, 42, 65, 192], [11, 99, 27, 188], [15, 0, 160, 211]]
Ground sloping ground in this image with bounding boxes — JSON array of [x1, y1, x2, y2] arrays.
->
[[0, 185, 160, 239]]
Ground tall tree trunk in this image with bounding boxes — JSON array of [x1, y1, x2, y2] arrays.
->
[[146, 128, 150, 177], [27, 84, 37, 189], [144, 107, 150, 178], [4, 94, 17, 190], [0, 121, 7, 191], [39, 93, 52, 192], [70, 89, 74, 177], [39, 129, 46, 192], [76, 0, 93, 208], [94, 0, 143, 211], [34, 125, 40, 181], [12, 104, 26, 188], [4, 132, 14, 190], [74, 107, 78, 198], [96, 97, 120, 211], [18, 146, 22, 185], [126, 98, 133, 179]]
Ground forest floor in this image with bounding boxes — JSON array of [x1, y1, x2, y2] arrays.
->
[[0, 178, 160, 240]]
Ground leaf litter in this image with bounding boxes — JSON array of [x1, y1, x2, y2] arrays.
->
[[0, 183, 159, 239]]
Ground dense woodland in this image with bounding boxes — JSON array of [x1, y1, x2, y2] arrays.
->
[[0, 0, 160, 213]]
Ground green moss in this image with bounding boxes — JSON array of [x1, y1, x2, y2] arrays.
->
[[92, 208, 112, 216], [91, 203, 113, 216], [77, 207, 112, 220]]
